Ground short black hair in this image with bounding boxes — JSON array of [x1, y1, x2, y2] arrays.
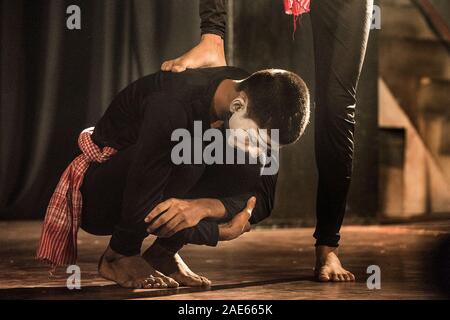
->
[[237, 69, 310, 145]]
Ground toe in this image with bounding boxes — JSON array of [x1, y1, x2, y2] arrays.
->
[[332, 273, 340, 282], [159, 281, 168, 288], [172, 65, 186, 73], [156, 271, 179, 288], [164, 277, 179, 288], [338, 274, 346, 282], [142, 279, 155, 289], [162, 61, 173, 71], [199, 276, 212, 287], [186, 276, 204, 287], [347, 272, 356, 281], [173, 273, 204, 287], [164, 61, 174, 72], [154, 277, 167, 287], [342, 273, 351, 281], [318, 272, 330, 282]]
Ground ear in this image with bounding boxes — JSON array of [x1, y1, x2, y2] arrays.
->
[[230, 92, 249, 113]]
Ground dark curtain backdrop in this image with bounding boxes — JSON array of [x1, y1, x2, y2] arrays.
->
[[1, 0, 379, 223], [0, 0, 201, 219]]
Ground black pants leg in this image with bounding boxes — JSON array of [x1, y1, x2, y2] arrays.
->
[[80, 145, 136, 236], [80, 145, 206, 253], [82, 144, 258, 255], [310, 0, 373, 246]]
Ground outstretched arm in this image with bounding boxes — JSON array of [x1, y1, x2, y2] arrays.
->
[[161, 0, 228, 72]]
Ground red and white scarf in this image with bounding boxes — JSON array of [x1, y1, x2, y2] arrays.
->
[[36, 128, 117, 266]]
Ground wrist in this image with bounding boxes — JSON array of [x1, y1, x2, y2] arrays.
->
[[196, 198, 226, 219], [190, 199, 209, 220]]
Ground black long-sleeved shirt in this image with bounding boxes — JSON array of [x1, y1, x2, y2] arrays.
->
[[91, 67, 278, 247]]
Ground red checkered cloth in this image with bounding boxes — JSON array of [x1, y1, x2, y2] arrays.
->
[[36, 127, 117, 266]]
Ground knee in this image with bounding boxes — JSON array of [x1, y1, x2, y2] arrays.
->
[[316, 83, 357, 124], [319, 159, 353, 183]]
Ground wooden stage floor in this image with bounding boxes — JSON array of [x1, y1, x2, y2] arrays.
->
[[0, 220, 449, 300]]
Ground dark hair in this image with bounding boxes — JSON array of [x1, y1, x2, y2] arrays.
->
[[236, 69, 310, 145]]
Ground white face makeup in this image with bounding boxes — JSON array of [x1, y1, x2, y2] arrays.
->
[[227, 93, 271, 158]]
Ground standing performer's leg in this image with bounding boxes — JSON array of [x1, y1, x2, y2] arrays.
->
[[310, 0, 373, 280]]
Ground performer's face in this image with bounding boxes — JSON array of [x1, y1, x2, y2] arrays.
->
[[226, 93, 271, 158]]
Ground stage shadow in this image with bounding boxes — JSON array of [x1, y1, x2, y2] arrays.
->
[[0, 276, 315, 300]]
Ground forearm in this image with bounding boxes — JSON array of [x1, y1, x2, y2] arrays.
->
[[163, 198, 225, 247], [156, 220, 220, 250], [214, 171, 278, 226], [219, 190, 275, 225]]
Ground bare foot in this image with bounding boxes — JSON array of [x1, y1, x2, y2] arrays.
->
[[98, 246, 179, 289], [143, 243, 211, 287], [314, 246, 356, 282], [161, 34, 226, 73]]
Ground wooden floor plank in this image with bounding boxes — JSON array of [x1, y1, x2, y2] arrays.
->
[[0, 221, 448, 299]]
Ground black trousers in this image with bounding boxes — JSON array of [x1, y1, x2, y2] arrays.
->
[[310, 0, 373, 246], [80, 142, 259, 254]]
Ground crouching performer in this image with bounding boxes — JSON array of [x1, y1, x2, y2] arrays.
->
[[37, 67, 310, 289]]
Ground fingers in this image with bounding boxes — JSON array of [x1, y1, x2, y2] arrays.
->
[[161, 221, 189, 238], [219, 209, 253, 241], [154, 215, 184, 238], [147, 206, 179, 234], [145, 199, 174, 223], [245, 197, 257, 217]]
